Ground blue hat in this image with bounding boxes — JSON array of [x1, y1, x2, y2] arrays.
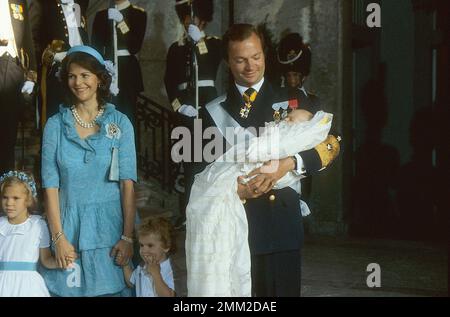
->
[[67, 45, 105, 66]]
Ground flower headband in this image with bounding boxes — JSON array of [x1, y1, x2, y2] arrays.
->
[[0, 171, 37, 198], [65, 45, 119, 96]]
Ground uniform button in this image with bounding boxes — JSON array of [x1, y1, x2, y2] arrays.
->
[[269, 194, 276, 201]]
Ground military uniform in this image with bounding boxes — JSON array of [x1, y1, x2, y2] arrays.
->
[[166, 0, 222, 214], [29, 0, 89, 127], [166, 0, 220, 113], [277, 33, 320, 205], [164, 34, 222, 113], [91, 0, 147, 127], [0, 0, 37, 174], [201, 78, 339, 296]]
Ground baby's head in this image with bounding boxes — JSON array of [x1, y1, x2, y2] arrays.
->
[[137, 217, 175, 264], [285, 109, 313, 123], [0, 171, 37, 222]]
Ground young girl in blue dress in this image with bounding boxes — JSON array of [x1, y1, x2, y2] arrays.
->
[[41, 45, 137, 296], [0, 171, 58, 296]]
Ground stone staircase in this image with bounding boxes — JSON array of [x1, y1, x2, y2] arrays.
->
[[135, 177, 182, 223]]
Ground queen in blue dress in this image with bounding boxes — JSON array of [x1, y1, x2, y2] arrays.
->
[[41, 46, 137, 296]]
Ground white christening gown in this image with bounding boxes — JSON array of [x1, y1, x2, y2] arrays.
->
[[186, 111, 333, 296]]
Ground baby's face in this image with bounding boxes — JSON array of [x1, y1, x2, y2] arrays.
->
[[285, 109, 313, 123]]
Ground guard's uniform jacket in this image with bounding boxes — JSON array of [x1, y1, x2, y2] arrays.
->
[[165, 34, 222, 206], [29, 0, 89, 126], [164, 35, 222, 112], [30, 0, 89, 62], [92, 1, 147, 126]]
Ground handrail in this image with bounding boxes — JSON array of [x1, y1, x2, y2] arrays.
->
[[136, 93, 181, 193]]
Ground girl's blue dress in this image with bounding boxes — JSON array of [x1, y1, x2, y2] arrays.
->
[[41, 104, 137, 296]]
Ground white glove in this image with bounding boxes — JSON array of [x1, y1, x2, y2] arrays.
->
[[188, 24, 203, 42], [54, 51, 67, 63], [21, 81, 35, 95], [108, 8, 124, 23], [178, 104, 198, 117]]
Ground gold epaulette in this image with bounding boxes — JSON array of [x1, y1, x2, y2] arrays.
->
[[132, 5, 145, 12], [314, 135, 341, 169]]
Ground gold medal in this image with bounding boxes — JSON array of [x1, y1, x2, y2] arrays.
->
[[273, 110, 281, 122], [240, 103, 252, 119], [11, 4, 24, 21]]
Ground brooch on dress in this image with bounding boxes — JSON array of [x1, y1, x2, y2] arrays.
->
[[105, 123, 121, 140]]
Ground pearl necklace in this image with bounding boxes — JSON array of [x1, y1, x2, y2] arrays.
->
[[71, 106, 104, 129]]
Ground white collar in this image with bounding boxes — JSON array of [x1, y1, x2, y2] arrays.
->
[[116, 1, 131, 11], [299, 86, 308, 96], [0, 215, 39, 237], [235, 77, 265, 97], [60, 0, 74, 5]]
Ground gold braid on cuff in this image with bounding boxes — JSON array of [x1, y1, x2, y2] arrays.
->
[[315, 135, 341, 168]]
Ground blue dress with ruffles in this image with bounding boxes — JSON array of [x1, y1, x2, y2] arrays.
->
[[40, 104, 136, 297]]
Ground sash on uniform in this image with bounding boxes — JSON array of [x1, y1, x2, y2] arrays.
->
[[205, 95, 310, 216]]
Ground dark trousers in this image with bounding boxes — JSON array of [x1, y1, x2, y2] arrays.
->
[[0, 54, 24, 174], [112, 88, 138, 129], [251, 250, 302, 297]]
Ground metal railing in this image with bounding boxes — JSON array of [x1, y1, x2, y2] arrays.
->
[[136, 94, 180, 193]]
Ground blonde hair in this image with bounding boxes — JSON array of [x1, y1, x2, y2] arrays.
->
[[0, 172, 37, 210], [138, 217, 176, 254]]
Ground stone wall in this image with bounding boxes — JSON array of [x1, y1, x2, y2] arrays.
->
[[81, 0, 351, 234]]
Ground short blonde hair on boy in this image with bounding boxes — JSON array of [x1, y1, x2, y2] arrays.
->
[[138, 217, 176, 254]]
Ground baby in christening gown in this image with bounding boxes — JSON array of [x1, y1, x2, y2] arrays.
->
[[186, 109, 333, 297]]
